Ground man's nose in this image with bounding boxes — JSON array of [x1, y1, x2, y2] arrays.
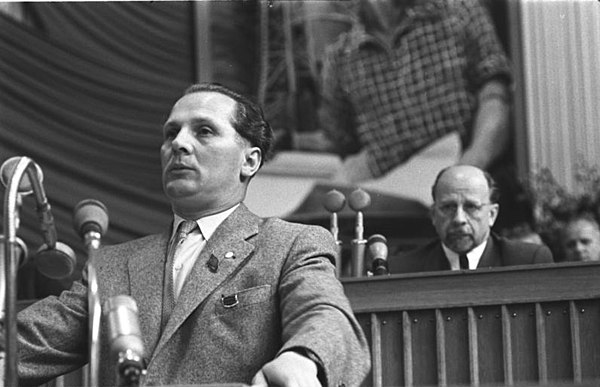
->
[[172, 128, 193, 153], [452, 206, 468, 223]]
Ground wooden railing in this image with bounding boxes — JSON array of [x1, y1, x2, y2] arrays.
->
[[342, 262, 600, 387]]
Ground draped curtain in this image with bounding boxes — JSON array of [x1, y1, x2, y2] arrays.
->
[[0, 2, 196, 296]]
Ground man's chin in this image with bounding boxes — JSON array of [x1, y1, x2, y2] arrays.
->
[[164, 182, 198, 201], [446, 235, 474, 252]]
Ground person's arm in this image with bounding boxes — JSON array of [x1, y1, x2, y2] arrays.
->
[[16, 279, 89, 386], [457, 0, 512, 169], [253, 225, 371, 387], [459, 79, 510, 169]]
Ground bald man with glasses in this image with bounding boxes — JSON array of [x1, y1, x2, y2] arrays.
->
[[389, 165, 553, 273]]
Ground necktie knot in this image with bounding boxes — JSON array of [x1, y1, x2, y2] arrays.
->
[[176, 220, 197, 242]]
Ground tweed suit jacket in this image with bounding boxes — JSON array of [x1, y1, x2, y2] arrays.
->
[[389, 233, 554, 273], [16, 204, 370, 386]]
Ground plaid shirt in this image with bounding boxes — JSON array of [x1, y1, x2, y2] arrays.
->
[[319, 0, 512, 178]]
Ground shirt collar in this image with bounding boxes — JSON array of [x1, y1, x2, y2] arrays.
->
[[442, 238, 489, 270], [171, 204, 239, 241], [348, 0, 446, 50]]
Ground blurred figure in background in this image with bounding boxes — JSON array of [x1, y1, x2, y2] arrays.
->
[[560, 212, 600, 262], [316, 0, 512, 183]]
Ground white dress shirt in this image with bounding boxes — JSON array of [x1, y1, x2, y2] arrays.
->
[[442, 238, 488, 270], [170, 204, 239, 300]]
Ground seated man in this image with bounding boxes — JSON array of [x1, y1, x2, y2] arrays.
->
[[560, 212, 600, 262], [389, 165, 553, 273]]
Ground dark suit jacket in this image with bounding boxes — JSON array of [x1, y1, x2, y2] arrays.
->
[[17, 204, 370, 386], [389, 233, 554, 273]]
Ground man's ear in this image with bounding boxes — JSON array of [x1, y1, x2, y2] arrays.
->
[[488, 203, 500, 227], [241, 147, 262, 179]]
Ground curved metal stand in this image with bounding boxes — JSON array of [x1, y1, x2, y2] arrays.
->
[[2, 157, 53, 387], [85, 232, 102, 387]]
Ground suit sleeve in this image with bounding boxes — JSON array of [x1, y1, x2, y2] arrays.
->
[[15, 277, 89, 386], [532, 244, 555, 264], [277, 225, 371, 386]]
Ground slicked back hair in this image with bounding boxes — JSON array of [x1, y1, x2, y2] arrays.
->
[[183, 83, 274, 167]]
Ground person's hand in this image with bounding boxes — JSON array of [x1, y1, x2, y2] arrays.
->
[[251, 351, 322, 387]]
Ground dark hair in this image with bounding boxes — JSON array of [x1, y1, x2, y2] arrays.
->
[[183, 83, 273, 166], [431, 166, 500, 203]]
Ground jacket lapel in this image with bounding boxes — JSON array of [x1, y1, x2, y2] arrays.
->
[[128, 231, 170, 356], [152, 204, 259, 357], [477, 235, 502, 268], [424, 243, 451, 271]]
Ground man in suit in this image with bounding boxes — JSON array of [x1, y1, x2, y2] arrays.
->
[[389, 165, 553, 273], [13, 83, 371, 386]]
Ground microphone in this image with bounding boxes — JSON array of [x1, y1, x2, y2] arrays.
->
[[34, 241, 77, 280], [73, 199, 109, 249], [104, 295, 147, 387], [0, 156, 73, 386], [348, 188, 371, 277], [73, 198, 108, 387], [0, 155, 44, 195], [323, 189, 346, 278], [0, 156, 76, 279], [367, 234, 389, 276]]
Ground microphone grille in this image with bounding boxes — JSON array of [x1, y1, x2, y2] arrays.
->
[[323, 189, 346, 213], [73, 199, 109, 237], [348, 188, 371, 211]]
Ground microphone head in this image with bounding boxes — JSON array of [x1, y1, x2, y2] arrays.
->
[[323, 189, 346, 213], [0, 235, 29, 268], [105, 295, 145, 358], [367, 234, 388, 259], [0, 156, 43, 195], [348, 188, 371, 212], [34, 241, 76, 279], [368, 234, 389, 276], [73, 199, 109, 238]]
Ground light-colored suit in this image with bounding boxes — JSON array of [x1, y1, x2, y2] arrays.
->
[[17, 204, 370, 386]]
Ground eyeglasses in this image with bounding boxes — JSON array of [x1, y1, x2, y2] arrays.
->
[[434, 202, 493, 218]]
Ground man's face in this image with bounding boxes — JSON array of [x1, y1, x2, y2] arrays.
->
[[562, 219, 600, 262], [161, 91, 259, 217], [431, 166, 499, 254]]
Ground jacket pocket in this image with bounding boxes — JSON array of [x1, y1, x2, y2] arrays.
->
[[215, 284, 272, 316]]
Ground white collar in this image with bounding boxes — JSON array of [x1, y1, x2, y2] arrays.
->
[[442, 238, 488, 270], [171, 204, 239, 241]]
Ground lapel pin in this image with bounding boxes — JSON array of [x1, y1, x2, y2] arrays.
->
[[224, 251, 235, 260], [207, 255, 219, 273]]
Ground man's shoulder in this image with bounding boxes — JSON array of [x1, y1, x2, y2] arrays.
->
[[493, 235, 554, 264], [388, 238, 443, 273]]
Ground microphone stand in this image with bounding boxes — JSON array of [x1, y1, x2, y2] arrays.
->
[[348, 189, 371, 277], [74, 199, 108, 387], [1, 156, 52, 387], [85, 236, 102, 387], [323, 190, 346, 278]]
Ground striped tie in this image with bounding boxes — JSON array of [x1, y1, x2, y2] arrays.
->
[[161, 220, 197, 330]]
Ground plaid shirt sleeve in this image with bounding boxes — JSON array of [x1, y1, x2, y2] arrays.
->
[[459, 0, 512, 88]]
